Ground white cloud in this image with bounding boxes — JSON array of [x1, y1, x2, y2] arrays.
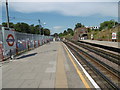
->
[[5, 2, 118, 17], [53, 26, 63, 30], [2, 0, 120, 2], [51, 26, 64, 34]]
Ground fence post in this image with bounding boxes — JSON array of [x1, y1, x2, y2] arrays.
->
[[27, 40, 30, 51], [34, 40, 36, 48], [10, 49, 12, 59], [38, 40, 40, 46], [0, 47, 4, 61], [16, 43, 18, 55]]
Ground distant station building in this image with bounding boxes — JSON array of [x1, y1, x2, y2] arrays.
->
[[86, 26, 99, 30], [73, 27, 88, 41], [92, 26, 99, 29]]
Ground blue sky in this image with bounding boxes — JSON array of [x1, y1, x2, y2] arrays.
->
[[1, 1, 119, 34]]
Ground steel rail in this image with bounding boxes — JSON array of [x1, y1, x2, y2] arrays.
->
[[69, 40, 119, 65], [78, 41, 120, 53], [64, 41, 119, 89]]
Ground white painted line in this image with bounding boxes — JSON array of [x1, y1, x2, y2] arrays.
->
[[64, 43, 101, 89]]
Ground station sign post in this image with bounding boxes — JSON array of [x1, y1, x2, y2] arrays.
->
[[2, 27, 16, 59], [112, 32, 117, 42], [91, 34, 93, 40]]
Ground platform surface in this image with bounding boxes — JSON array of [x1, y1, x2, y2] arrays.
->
[[2, 42, 94, 89], [80, 40, 119, 48]]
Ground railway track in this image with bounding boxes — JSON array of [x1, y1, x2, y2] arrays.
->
[[78, 40, 120, 53], [71, 40, 120, 66], [64, 41, 120, 89], [70, 40, 120, 76]]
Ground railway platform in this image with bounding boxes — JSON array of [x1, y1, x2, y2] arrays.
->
[[1, 41, 99, 89], [80, 40, 119, 48]]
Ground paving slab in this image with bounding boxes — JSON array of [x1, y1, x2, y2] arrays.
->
[[55, 44, 68, 88], [81, 40, 119, 48], [2, 42, 95, 89]]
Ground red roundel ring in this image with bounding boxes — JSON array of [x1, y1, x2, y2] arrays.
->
[[6, 34, 15, 46], [112, 34, 115, 38]]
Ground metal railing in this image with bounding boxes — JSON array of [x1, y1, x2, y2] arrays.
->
[[0, 28, 53, 61]]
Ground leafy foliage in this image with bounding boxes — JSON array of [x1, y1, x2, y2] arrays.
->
[[43, 28, 50, 36], [14, 22, 30, 33], [2, 22, 51, 36], [2, 22, 14, 28], [53, 33, 59, 37], [117, 31, 120, 41], [74, 23, 84, 29], [67, 28, 74, 36], [58, 28, 74, 37], [99, 20, 118, 30]]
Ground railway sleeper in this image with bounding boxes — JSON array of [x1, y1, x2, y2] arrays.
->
[[64, 42, 119, 89]]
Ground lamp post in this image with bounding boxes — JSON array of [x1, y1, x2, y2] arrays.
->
[[38, 19, 41, 35], [6, 0, 10, 28], [43, 22, 46, 36]]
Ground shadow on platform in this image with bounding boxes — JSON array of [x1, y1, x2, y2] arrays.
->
[[39, 50, 57, 54], [17, 53, 37, 59]]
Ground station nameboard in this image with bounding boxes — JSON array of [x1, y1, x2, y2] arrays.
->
[[91, 34, 93, 39], [2, 28, 16, 51], [112, 32, 117, 40]]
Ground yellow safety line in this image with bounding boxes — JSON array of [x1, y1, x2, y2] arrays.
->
[[63, 44, 91, 89]]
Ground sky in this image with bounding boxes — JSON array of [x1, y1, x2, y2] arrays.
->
[[1, 0, 119, 34]]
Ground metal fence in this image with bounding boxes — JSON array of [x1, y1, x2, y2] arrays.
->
[[0, 28, 53, 61], [0, 30, 3, 61]]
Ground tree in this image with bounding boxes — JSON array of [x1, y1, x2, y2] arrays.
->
[[87, 28, 91, 32], [117, 31, 120, 41], [14, 23, 22, 32], [59, 33, 63, 37], [53, 33, 58, 37], [21, 23, 30, 33], [74, 23, 84, 29], [34, 25, 40, 34], [2, 22, 14, 28], [99, 20, 118, 30], [63, 30, 67, 35], [2, 22, 51, 35], [67, 28, 74, 36], [43, 28, 50, 36], [14, 22, 30, 33], [58, 28, 74, 38], [29, 24, 36, 34]]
